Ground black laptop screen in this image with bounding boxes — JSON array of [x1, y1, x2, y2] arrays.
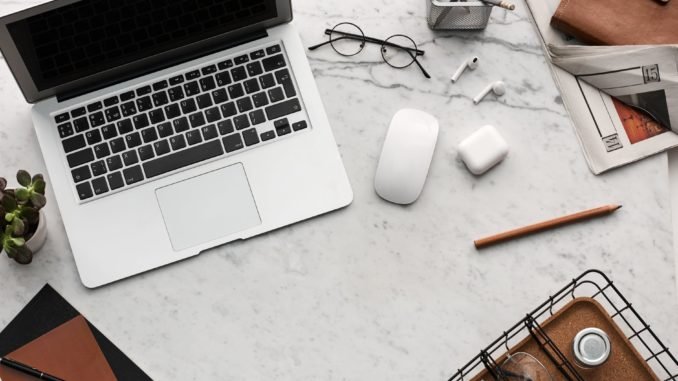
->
[[6, 0, 277, 92]]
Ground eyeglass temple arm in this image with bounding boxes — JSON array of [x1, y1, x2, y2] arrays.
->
[[405, 50, 432, 79], [323, 29, 425, 56]]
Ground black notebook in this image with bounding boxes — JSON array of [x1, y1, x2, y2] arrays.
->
[[0, 284, 151, 380]]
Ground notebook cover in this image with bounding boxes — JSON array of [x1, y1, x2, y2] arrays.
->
[[0, 284, 151, 380], [550, 0, 678, 45], [0, 315, 116, 381]]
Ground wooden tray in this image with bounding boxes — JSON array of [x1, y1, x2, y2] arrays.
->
[[470, 297, 658, 381]]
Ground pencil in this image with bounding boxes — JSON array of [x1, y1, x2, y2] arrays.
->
[[474, 204, 622, 249]]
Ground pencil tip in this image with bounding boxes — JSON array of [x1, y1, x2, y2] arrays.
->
[[614, 205, 622, 211]]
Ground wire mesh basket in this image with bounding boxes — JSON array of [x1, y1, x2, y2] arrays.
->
[[426, 0, 493, 30], [447, 269, 678, 381]]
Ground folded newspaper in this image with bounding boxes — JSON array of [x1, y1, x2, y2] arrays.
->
[[525, 0, 678, 174]]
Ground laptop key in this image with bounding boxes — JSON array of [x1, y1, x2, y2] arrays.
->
[[268, 87, 285, 103], [121, 101, 137, 117], [168, 86, 185, 102], [87, 101, 103, 113], [120, 91, 135, 101], [274, 118, 291, 136], [293, 121, 308, 131], [122, 150, 139, 166], [275, 69, 296, 97], [72, 166, 91, 183], [152, 80, 168, 91], [218, 59, 233, 70], [202, 65, 217, 75], [133, 114, 150, 129], [234, 115, 250, 130], [184, 81, 200, 96], [173, 117, 190, 133], [144, 140, 224, 179], [109, 138, 126, 154], [89, 112, 105, 128], [92, 177, 109, 195], [196, 93, 213, 109], [125, 132, 142, 149], [169, 135, 187, 151], [216, 72, 232, 87], [231, 66, 247, 82], [201, 124, 218, 140], [123, 165, 144, 185], [141, 127, 158, 143], [58, 122, 74, 138], [73, 117, 90, 132], [136, 86, 152, 96], [185, 70, 200, 80], [86, 129, 102, 145], [91, 161, 107, 176], [218, 120, 234, 135], [260, 131, 275, 141], [200, 76, 216, 92], [186, 130, 203, 145], [102, 124, 117, 139], [169, 75, 184, 85], [243, 78, 260, 94], [234, 54, 249, 65], [222, 133, 244, 153], [164, 103, 181, 119], [259, 73, 276, 89], [67, 148, 95, 168], [107, 172, 124, 190], [94, 143, 110, 159], [205, 107, 221, 123], [180, 98, 197, 114], [246, 61, 263, 77], [266, 45, 282, 55], [103, 96, 119, 107], [149, 109, 166, 124], [63, 135, 86, 153], [71, 107, 87, 118], [136, 96, 153, 112], [265, 98, 301, 121], [242, 128, 260, 146], [189, 112, 206, 128], [55, 113, 70, 123], [250, 49, 265, 60], [154, 139, 171, 156], [138, 145, 155, 161], [76, 182, 93, 200], [228, 83, 244, 99], [237, 97, 253, 113], [152, 91, 169, 107], [212, 89, 228, 104], [263, 54, 286, 72], [105, 106, 121, 122], [221, 102, 237, 118], [107, 155, 123, 171], [249, 110, 266, 125], [157, 122, 173, 138], [117, 119, 134, 134], [252, 92, 269, 108]]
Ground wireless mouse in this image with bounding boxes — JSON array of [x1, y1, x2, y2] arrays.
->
[[374, 109, 439, 204]]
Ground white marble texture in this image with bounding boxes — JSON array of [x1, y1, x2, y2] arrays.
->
[[0, 1, 676, 380]]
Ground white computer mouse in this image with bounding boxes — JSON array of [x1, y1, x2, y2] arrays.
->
[[375, 108, 439, 205]]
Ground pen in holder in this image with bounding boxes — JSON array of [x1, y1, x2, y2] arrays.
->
[[426, 0, 493, 30]]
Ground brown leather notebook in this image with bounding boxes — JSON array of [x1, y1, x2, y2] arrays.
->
[[550, 0, 678, 45], [0, 315, 117, 381]]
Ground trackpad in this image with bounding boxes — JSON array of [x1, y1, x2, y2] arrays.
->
[[156, 164, 261, 251]]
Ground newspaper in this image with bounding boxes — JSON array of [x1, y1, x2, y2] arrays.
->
[[524, 0, 678, 174]]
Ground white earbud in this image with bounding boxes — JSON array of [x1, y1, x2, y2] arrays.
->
[[451, 56, 479, 83], [473, 81, 506, 104]]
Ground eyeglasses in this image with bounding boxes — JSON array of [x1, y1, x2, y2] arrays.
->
[[485, 352, 554, 381], [307, 22, 431, 79]]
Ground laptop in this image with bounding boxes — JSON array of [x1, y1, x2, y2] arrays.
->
[[0, 0, 353, 288]]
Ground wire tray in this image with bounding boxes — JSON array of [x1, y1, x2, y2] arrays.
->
[[426, 0, 493, 30], [447, 269, 678, 381]]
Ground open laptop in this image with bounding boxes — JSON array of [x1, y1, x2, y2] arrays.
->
[[0, 0, 352, 288]]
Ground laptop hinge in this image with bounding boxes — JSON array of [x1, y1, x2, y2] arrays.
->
[[57, 29, 269, 103]]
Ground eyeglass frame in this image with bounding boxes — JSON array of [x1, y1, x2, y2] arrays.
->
[[307, 22, 431, 79]]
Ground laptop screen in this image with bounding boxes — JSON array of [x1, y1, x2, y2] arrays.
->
[[0, 0, 289, 102]]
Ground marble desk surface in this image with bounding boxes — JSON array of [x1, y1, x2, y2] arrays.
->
[[0, 1, 676, 380]]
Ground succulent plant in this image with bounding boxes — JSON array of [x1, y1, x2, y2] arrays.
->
[[0, 170, 47, 264]]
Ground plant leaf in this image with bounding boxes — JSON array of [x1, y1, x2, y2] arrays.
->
[[15, 188, 30, 202], [31, 174, 44, 184], [16, 170, 31, 187], [11, 218, 24, 236], [0, 177, 6, 192], [30, 193, 46, 209], [21, 207, 39, 224], [33, 179, 46, 194], [13, 245, 32, 264], [1, 195, 16, 212]]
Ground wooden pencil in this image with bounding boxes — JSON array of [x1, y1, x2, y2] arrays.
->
[[474, 204, 622, 249]]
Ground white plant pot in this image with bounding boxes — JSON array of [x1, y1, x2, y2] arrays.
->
[[26, 209, 48, 254]]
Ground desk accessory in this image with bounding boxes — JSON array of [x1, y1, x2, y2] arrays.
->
[[474, 204, 621, 249], [0, 171, 47, 264], [375, 109, 439, 205], [572, 327, 611, 368], [550, 0, 678, 45], [426, 1, 493, 30], [451, 57, 479, 83], [308, 22, 431, 78], [0, 358, 63, 381], [0, 284, 150, 380], [473, 81, 506, 104], [458, 125, 508, 175], [479, 0, 516, 10], [448, 270, 678, 381]]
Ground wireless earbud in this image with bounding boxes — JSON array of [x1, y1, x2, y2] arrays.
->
[[473, 81, 506, 104], [451, 56, 479, 83]]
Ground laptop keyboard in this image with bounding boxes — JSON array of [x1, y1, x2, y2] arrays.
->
[[53, 43, 309, 202]]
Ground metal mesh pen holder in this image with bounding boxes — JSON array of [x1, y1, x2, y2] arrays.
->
[[426, 0, 493, 30]]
